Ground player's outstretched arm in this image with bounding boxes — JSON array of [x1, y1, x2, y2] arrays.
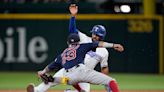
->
[[113, 44, 124, 52], [69, 4, 78, 34], [37, 66, 50, 77], [69, 4, 91, 43], [38, 55, 62, 77], [99, 42, 124, 52]]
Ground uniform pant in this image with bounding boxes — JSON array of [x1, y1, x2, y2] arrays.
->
[[34, 64, 114, 92]]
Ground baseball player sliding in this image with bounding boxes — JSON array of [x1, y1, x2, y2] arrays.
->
[[27, 33, 123, 92], [26, 4, 124, 92]]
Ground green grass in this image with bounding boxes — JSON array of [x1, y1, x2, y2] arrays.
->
[[112, 74, 164, 90], [0, 72, 164, 90]]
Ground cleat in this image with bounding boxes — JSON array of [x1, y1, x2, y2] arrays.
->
[[64, 88, 71, 92], [27, 83, 34, 92], [64, 89, 81, 92]]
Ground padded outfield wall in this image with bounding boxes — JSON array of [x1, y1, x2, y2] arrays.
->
[[0, 14, 163, 74]]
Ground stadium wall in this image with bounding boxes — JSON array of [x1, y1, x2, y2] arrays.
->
[[0, 14, 163, 74]]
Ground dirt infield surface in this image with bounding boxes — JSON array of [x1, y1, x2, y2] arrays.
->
[[0, 90, 164, 92]]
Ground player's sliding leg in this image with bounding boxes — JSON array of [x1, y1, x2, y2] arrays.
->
[[27, 68, 65, 92], [27, 82, 54, 92], [34, 82, 57, 92], [73, 83, 90, 92], [27, 79, 61, 92], [72, 83, 81, 92], [108, 79, 119, 92], [76, 83, 90, 92], [80, 66, 119, 92], [64, 83, 90, 92]]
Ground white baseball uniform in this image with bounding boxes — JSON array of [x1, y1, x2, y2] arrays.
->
[[34, 31, 109, 92]]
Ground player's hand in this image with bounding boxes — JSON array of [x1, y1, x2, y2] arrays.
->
[[37, 70, 45, 78], [113, 44, 124, 52], [69, 4, 78, 16]]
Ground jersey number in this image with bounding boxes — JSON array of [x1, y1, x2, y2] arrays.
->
[[62, 49, 76, 64]]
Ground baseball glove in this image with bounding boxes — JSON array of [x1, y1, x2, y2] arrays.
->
[[40, 74, 54, 84]]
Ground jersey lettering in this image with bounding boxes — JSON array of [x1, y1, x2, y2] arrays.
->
[[61, 45, 79, 64]]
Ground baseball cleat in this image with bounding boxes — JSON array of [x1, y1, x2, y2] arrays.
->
[[27, 83, 34, 92]]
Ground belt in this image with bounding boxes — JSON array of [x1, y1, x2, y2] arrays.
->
[[66, 64, 80, 72]]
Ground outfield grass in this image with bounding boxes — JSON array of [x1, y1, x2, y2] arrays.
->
[[0, 72, 164, 90]]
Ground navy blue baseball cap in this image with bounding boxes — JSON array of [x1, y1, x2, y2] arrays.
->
[[67, 33, 80, 44]]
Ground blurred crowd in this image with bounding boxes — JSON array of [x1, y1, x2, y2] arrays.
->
[[2, 0, 83, 3], [0, 0, 163, 14]]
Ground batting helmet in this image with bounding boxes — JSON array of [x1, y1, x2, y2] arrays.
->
[[90, 25, 106, 40], [67, 33, 80, 44]]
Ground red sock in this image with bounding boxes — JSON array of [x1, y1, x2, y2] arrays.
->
[[109, 80, 119, 92], [73, 83, 82, 92]]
